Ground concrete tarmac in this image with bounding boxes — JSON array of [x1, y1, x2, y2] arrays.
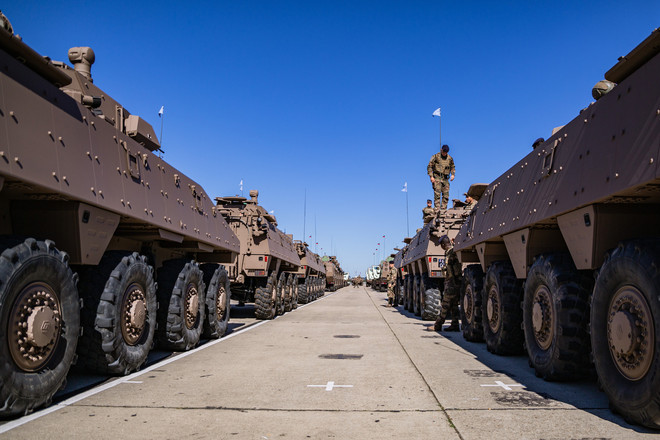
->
[[1, 286, 657, 439]]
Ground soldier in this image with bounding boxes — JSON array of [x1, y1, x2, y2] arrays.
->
[[427, 144, 455, 210], [422, 199, 435, 224], [434, 235, 462, 331], [464, 194, 476, 210], [386, 260, 396, 306]]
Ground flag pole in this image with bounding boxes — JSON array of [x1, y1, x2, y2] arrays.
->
[[158, 105, 164, 158], [433, 107, 442, 148]]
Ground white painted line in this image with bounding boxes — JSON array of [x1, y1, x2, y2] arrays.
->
[[0, 318, 270, 434], [122, 381, 143, 384], [480, 380, 525, 391], [307, 381, 353, 391]]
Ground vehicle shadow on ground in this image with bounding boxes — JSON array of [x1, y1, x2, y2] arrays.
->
[[389, 301, 655, 434]]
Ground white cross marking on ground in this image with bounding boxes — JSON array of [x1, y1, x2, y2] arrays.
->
[[480, 380, 524, 391], [307, 381, 353, 391]]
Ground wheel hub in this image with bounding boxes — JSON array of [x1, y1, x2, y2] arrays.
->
[[486, 286, 500, 332], [607, 286, 655, 381], [9, 283, 61, 372], [121, 283, 147, 345], [216, 286, 227, 320], [185, 283, 199, 330], [463, 285, 474, 323], [532, 285, 553, 350]]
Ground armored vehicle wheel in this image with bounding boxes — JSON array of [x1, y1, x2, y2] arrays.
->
[[0, 238, 79, 417], [77, 252, 156, 375], [277, 273, 287, 315], [298, 281, 308, 305], [156, 259, 206, 351], [200, 264, 231, 339], [421, 276, 441, 321], [460, 264, 485, 342], [255, 273, 278, 319], [403, 276, 411, 311], [523, 254, 591, 381], [482, 261, 524, 355], [291, 277, 299, 310], [284, 274, 294, 312], [413, 275, 421, 316], [591, 240, 660, 429]]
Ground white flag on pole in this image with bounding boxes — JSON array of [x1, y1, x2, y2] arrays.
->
[[158, 106, 164, 117], [239, 179, 243, 191], [432, 107, 441, 117], [401, 182, 408, 192]]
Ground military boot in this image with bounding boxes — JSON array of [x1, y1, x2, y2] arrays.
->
[[445, 322, 460, 332]]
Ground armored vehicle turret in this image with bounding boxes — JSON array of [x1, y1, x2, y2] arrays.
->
[[400, 184, 486, 320], [215, 190, 301, 319], [293, 240, 326, 303], [454, 30, 660, 429], [0, 15, 240, 417]]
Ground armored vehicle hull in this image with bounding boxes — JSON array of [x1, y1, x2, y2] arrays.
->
[[0, 19, 239, 417], [216, 192, 302, 319], [400, 184, 486, 320], [454, 30, 660, 429], [293, 241, 326, 304]]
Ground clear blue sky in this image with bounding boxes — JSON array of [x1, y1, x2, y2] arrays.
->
[[5, 2, 659, 276]]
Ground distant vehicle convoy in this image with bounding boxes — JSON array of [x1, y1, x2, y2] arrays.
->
[[0, 15, 344, 418]]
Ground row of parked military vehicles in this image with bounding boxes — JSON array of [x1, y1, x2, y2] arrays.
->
[[0, 14, 346, 417], [384, 30, 660, 429]]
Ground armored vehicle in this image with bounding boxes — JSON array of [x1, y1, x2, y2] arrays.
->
[[373, 256, 395, 292], [0, 15, 240, 417], [215, 191, 301, 319], [392, 247, 408, 305], [352, 276, 363, 287], [292, 240, 326, 304], [323, 256, 345, 291], [454, 30, 660, 429], [401, 184, 486, 320]]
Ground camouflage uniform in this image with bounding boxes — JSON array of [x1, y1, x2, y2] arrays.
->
[[434, 246, 462, 330], [386, 265, 396, 305], [427, 152, 455, 209], [422, 206, 435, 224]]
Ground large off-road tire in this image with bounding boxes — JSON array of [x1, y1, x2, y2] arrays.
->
[[77, 252, 156, 375], [292, 277, 299, 310], [200, 264, 230, 339], [298, 281, 309, 305], [421, 276, 441, 321], [156, 259, 206, 351], [0, 238, 79, 417], [591, 239, 660, 429], [277, 272, 287, 315], [461, 264, 485, 342], [403, 275, 412, 311], [523, 254, 592, 381], [284, 274, 294, 312], [255, 273, 277, 320], [413, 275, 421, 316], [482, 261, 525, 355]]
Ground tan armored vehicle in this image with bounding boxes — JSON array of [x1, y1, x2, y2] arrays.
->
[[352, 276, 363, 287], [400, 184, 486, 320], [215, 191, 301, 319], [454, 30, 660, 429], [373, 257, 395, 292], [0, 15, 240, 417], [293, 240, 326, 303], [322, 256, 345, 291]]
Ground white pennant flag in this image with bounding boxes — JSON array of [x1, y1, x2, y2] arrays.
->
[[432, 107, 441, 117], [239, 179, 243, 191], [158, 106, 164, 117], [401, 182, 408, 192]]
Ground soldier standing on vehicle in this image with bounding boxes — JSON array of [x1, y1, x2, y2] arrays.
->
[[386, 261, 396, 306], [427, 144, 455, 210], [422, 199, 435, 224], [434, 235, 461, 331]]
